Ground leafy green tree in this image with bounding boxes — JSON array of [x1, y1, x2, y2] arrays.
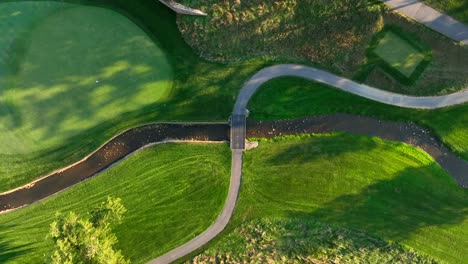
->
[[48, 197, 129, 264]]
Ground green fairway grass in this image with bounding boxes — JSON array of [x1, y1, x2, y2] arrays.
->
[[0, 1, 267, 192], [248, 77, 468, 160], [0, 143, 231, 263], [221, 134, 467, 263], [373, 31, 426, 78]]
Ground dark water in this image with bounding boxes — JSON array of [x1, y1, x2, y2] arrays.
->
[[1, 115, 466, 213], [0, 123, 229, 212], [248, 114, 468, 188]]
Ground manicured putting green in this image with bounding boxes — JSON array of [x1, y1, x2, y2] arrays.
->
[[0, 143, 231, 264], [373, 31, 425, 77], [0, 2, 172, 156]]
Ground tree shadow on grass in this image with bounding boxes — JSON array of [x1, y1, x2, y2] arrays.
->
[[0, 0, 263, 139], [0, 224, 32, 263], [0, 0, 269, 190], [286, 163, 468, 247], [264, 133, 379, 166]]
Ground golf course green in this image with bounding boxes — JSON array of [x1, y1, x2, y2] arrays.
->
[[0, 0, 269, 192], [1, 2, 173, 155], [0, 1, 172, 189]]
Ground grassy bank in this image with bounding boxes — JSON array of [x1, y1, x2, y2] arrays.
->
[[0, 143, 231, 263], [211, 134, 467, 263], [248, 77, 468, 160]]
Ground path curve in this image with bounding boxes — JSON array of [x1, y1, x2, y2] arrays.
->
[[384, 0, 468, 45], [158, 0, 207, 16], [234, 64, 468, 114], [0, 64, 468, 263], [151, 64, 468, 263]]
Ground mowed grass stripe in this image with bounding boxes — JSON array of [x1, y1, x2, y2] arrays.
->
[[0, 143, 231, 264], [231, 134, 467, 263]]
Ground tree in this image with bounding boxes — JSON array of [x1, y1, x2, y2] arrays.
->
[[48, 197, 129, 264]]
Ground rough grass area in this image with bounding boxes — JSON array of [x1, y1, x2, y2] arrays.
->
[[0, 143, 231, 264], [248, 77, 468, 160], [178, 0, 384, 73], [422, 0, 468, 24], [178, 0, 468, 95], [374, 31, 426, 77], [0, 0, 268, 192], [224, 135, 467, 264], [191, 218, 437, 263]]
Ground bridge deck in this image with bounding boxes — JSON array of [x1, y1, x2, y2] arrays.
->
[[230, 115, 246, 150]]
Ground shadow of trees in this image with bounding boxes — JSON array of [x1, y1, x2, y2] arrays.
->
[[265, 134, 378, 165], [238, 135, 467, 261], [283, 164, 468, 259], [0, 0, 269, 190], [0, 224, 31, 263]]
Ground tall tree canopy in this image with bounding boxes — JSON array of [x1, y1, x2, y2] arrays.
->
[[49, 196, 129, 264]]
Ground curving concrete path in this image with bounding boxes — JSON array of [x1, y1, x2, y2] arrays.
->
[[150, 64, 468, 263], [158, 0, 207, 16], [3, 54, 468, 264], [148, 149, 243, 264], [233, 64, 468, 114], [384, 0, 468, 45]]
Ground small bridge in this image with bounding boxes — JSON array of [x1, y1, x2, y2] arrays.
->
[[230, 115, 246, 150], [158, 0, 207, 16]]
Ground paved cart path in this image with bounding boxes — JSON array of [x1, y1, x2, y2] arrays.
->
[[150, 63, 468, 263], [384, 0, 468, 44], [233, 64, 468, 114]]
